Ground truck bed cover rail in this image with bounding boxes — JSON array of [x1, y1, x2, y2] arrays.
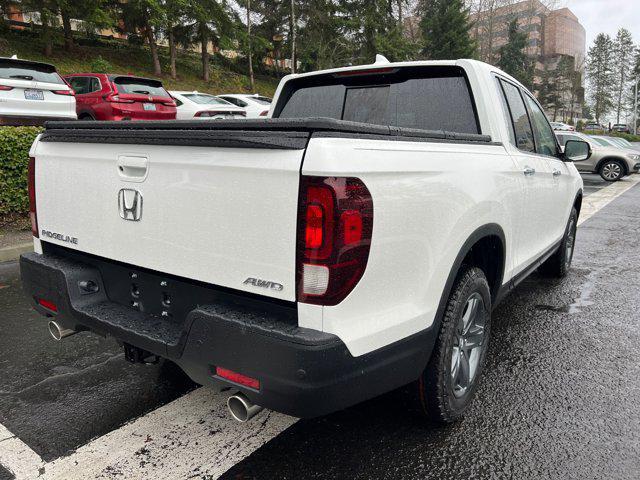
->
[[40, 117, 495, 149]]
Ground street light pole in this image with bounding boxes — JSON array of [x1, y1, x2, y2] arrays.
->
[[634, 77, 638, 135]]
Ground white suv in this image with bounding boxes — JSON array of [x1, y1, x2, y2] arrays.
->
[[0, 57, 76, 125]]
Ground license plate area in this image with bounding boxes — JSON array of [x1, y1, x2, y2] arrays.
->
[[24, 89, 44, 100], [41, 242, 299, 328], [143, 103, 156, 111]]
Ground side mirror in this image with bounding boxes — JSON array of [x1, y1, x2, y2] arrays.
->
[[563, 140, 591, 162]]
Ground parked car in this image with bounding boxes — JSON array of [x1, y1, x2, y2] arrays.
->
[[64, 73, 176, 121], [556, 132, 640, 181], [550, 121, 574, 131], [216, 93, 271, 117], [612, 123, 631, 133], [583, 122, 603, 132], [23, 59, 586, 425], [169, 91, 246, 120], [0, 56, 76, 125]]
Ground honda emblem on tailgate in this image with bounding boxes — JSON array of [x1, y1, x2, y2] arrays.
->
[[118, 189, 143, 221]]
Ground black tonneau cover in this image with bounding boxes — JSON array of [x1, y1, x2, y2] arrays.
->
[[41, 117, 495, 150]]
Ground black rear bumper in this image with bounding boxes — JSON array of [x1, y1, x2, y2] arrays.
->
[[20, 247, 435, 418]]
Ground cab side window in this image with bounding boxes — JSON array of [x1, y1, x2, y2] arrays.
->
[[524, 93, 558, 157], [499, 79, 535, 153]]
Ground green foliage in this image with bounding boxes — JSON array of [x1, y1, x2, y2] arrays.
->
[[0, 30, 279, 95], [0, 127, 43, 216], [586, 33, 614, 123], [418, 0, 476, 60], [127, 33, 145, 47], [611, 132, 640, 142], [89, 55, 113, 73], [497, 18, 533, 89]]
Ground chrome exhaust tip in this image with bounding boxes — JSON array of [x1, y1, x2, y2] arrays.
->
[[48, 321, 77, 341], [227, 392, 264, 422]]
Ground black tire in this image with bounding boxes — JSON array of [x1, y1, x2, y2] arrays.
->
[[599, 159, 624, 181], [539, 207, 578, 278], [79, 114, 95, 120], [415, 266, 492, 424]]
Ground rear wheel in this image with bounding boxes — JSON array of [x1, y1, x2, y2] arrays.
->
[[599, 160, 624, 181], [79, 113, 95, 121], [539, 207, 578, 278], [415, 266, 492, 424]]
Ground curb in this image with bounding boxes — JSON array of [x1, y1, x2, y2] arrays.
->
[[0, 242, 33, 263]]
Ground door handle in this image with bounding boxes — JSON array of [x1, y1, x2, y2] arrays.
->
[[523, 166, 536, 176], [117, 155, 149, 182], [552, 169, 562, 177]]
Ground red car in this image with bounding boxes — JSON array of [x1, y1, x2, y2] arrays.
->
[[63, 73, 176, 121]]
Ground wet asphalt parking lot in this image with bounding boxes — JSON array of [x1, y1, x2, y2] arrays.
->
[[1, 173, 639, 479]]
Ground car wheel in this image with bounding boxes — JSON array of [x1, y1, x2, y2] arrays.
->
[[79, 114, 95, 121], [599, 160, 624, 181], [414, 266, 491, 424], [539, 207, 578, 278]]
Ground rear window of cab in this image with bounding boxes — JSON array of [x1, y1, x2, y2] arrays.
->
[[273, 65, 480, 134]]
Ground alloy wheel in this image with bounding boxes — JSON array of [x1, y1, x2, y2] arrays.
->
[[602, 162, 622, 181], [565, 218, 576, 268], [451, 293, 487, 399]]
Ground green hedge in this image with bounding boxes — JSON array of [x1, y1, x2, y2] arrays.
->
[[0, 126, 43, 216], [610, 132, 640, 142]]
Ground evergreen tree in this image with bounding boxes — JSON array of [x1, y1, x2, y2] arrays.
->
[[341, 0, 416, 65], [586, 33, 614, 124], [497, 18, 533, 89], [418, 0, 476, 60], [611, 28, 635, 124]]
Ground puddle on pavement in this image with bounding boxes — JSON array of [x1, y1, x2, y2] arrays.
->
[[535, 269, 596, 315]]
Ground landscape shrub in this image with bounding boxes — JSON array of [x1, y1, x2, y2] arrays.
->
[[0, 126, 43, 217]]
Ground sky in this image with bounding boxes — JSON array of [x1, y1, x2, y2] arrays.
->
[[564, 0, 640, 48]]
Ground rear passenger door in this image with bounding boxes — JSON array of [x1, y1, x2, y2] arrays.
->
[[522, 93, 571, 243], [497, 78, 554, 271]]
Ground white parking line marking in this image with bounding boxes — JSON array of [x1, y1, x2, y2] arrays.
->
[[578, 176, 640, 226], [0, 424, 45, 479], [29, 388, 297, 479]]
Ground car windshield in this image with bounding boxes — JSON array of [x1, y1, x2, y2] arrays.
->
[[591, 137, 615, 147], [184, 94, 230, 105], [252, 96, 272, 105], [0, 59, 64, 84], [605, 137, 628, 148], [612, 137, 633, 147], [114, 77, 169, 96]]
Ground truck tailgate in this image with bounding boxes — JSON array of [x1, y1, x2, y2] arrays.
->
[[33, 125, 309, 302]]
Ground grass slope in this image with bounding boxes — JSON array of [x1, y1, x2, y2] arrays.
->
[[0, 30, 280, 96]]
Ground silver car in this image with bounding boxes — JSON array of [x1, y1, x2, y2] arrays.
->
[[556, 132, 640, 181]]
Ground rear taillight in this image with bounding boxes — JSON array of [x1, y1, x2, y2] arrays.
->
[[104, 83, 133, 103], [162, 100, 176, 107], [259, 110, 269, 116], [28, 156, 38, 237], [105, 94, 134, 104], [0, 85, 13, 91], [53, 89, 74, 96], [297, 176, 373, 305]]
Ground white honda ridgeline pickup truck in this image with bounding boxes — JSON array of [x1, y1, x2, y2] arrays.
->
[[21, 59, 590, 423]]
